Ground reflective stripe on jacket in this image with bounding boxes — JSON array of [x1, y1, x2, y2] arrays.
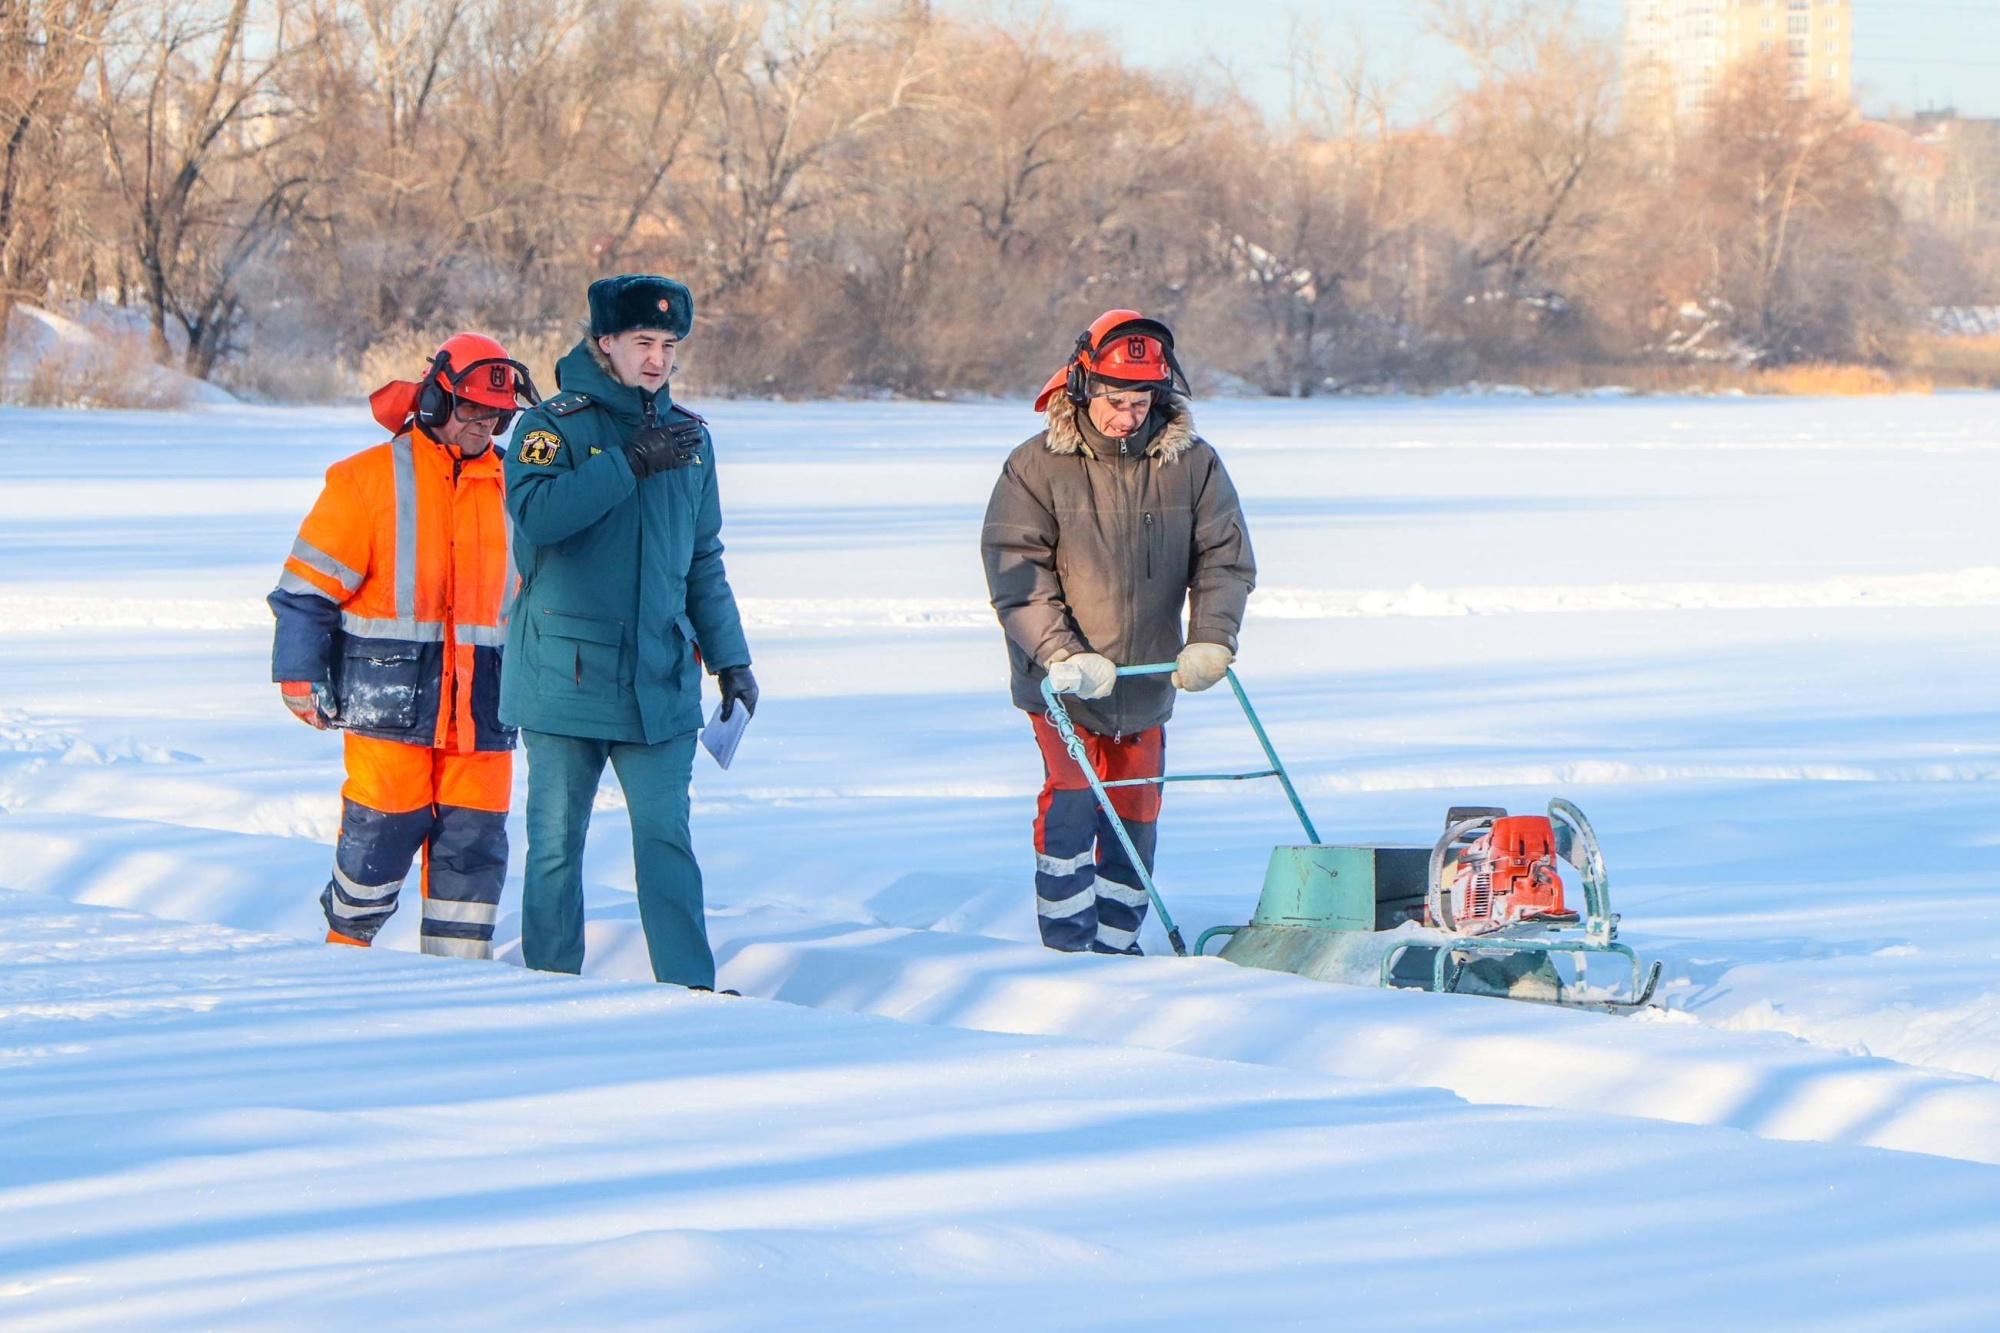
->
[[269, 429, 517, 752]]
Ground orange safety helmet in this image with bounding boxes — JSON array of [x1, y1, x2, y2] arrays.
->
[[370, 332, 541, 434], [1034, 309, 1190, 412]]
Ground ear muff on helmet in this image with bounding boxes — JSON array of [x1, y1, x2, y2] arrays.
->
[[1063, 329, 1094, 406], [414, 349, 456, 430]]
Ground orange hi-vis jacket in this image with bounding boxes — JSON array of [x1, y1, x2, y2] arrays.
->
[[269, 428, 517, 752]]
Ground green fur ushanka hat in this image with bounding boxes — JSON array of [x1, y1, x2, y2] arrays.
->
[[587, 274, 694, 339]]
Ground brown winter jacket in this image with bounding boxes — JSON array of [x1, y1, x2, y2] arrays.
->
[[981, 394, 1256, 737]]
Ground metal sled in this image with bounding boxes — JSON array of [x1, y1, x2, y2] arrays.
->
[[1040, 664, 1662, 1013]]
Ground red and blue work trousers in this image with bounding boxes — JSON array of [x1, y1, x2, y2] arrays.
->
[[322, 733, 511, 958], [1031, 714, 1163, 955]]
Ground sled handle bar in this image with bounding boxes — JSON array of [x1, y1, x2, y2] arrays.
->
[[1040, 664, 1323, 958], [1088, 664, 1321, 844]]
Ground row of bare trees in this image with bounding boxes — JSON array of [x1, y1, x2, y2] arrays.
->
[[1, 0, 1986, 399]]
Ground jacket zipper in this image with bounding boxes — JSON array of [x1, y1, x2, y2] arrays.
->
[[1120, 449, 1143, 738], [1094, 434, 1151, 739]]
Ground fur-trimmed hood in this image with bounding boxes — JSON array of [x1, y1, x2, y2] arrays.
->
[[1044, 394, 1198, 464]]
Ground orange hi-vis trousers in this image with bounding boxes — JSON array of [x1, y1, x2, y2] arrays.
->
[[1029, 715, 1164, 955], [323, 733, 511, 958]]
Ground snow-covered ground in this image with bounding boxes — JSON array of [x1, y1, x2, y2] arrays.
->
[[4, 393, 2000, 1326], [1, 306, 235, 408]]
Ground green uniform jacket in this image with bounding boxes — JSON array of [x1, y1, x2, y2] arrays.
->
[[500, 340, 752, 744]]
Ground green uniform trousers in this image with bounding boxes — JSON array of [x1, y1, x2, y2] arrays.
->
[[520, 728, 714, 988]]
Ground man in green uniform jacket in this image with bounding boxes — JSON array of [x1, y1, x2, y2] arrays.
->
[[501, 273, 757, 987]]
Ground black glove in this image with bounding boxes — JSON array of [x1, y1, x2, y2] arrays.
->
[[624, 417, 705, 479], [717, 665, 758, 721]]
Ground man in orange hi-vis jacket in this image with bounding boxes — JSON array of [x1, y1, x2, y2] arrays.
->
[[269, 334, 540, 959]]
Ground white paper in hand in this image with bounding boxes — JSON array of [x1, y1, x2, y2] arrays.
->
[[700, 699, 751, 769]]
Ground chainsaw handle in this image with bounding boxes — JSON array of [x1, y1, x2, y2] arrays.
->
[[1428, 816, 1496, 934], [1548, 798, 1613, 941]]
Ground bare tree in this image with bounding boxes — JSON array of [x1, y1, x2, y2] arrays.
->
[[1427, 0, 1615, 352], [695, 1, 925, 302], [6, 0, 1980, 397], [1216, 22, 1411, 394], [953, 8, 1100, 261], [585, 1, 749, 271], [96, 0, 310, 376], [0, 0, 122, 347], [1681, 56, 1903, 364]]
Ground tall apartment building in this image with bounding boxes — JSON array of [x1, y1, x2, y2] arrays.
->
[[1625, 0, 1853, 133]]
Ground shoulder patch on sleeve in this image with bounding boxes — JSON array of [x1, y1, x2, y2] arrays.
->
[[517, 428, 563, 467], [545, 391, 592, 417]]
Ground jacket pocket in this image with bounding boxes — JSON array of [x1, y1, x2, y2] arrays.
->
[[336, 641, 422, 731], [471, 644, 516, 742], [666, 610, 707, 692], [535, 609, 626, 701]]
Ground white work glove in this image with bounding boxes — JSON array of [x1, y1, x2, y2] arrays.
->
[[1045, 650, 1117, 700], [1171, 642, 1234, 692]]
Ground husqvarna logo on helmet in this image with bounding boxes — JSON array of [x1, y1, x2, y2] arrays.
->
[[1127, 336, 1147, 360], [489, 365, 508, 391]]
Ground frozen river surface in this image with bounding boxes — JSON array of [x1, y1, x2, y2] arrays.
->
[[3, 392, 1999, 1328]]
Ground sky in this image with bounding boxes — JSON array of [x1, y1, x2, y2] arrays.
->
[[1049, 0, 2000, 121]]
